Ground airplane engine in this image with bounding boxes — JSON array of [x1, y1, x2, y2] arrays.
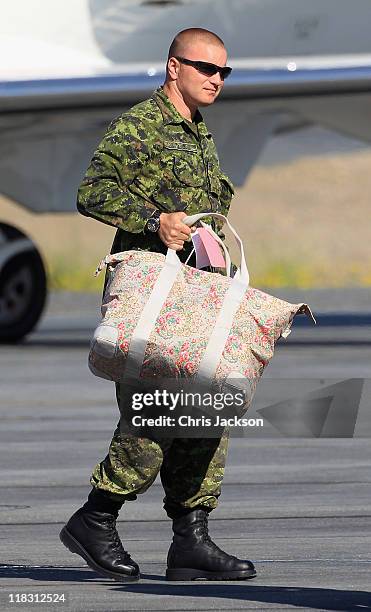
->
[[0, 223, 46, 343]]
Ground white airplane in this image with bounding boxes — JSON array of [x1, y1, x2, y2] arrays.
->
[[1, 0, 371, 341]]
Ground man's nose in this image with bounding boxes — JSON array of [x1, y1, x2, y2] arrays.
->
[[209, 71, 223, 87]]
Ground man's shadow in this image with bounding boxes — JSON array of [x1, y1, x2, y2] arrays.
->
[[1, 565, 370, 611], [113, 580, 370, 611], [0, 564, 102, 583]]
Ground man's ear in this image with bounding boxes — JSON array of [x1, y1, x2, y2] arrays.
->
[[167, 57, 179, 81]]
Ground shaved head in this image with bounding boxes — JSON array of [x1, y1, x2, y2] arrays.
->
[[168, 28, 225, 60], [164, 28, 228, 119]]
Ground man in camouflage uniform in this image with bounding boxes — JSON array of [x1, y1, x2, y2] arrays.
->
[[60, 28, 256, 583]]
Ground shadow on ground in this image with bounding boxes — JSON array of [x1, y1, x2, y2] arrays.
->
[[1, 565, 370, 610]]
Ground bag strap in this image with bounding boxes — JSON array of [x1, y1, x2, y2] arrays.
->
[[95, 212, 248, 284]]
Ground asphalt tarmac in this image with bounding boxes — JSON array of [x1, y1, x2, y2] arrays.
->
[[1, 289, 370, 611]]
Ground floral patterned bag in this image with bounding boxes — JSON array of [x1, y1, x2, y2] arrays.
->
[[89, 213, 315, 411]]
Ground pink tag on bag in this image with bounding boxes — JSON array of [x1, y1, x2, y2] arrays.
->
[[191, 232, 210, 269], [191, 227, 226, 269]]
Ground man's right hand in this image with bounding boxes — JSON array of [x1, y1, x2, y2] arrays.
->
[[158, 212, 196, 251]]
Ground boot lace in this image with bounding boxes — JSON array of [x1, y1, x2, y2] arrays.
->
[[197, 513, 219, 547], [198, 513, 230, 557], [104, 515, 133, 563]]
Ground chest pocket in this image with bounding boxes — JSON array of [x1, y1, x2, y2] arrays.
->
[[207, 162, 235, 197], [163, 141, 205, 187]]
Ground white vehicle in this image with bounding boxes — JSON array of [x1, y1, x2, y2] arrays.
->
[[1, 0, 371, 341]]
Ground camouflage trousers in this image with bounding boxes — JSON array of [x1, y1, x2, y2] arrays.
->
[[90, 383, 230, 518]]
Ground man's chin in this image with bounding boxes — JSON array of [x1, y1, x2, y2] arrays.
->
[[198, 93, 219, 107]]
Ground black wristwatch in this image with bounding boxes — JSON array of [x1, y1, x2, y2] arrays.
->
[[145, 210, 162, 233]]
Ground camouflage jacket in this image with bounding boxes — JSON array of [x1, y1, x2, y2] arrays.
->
[[77, 87, 234, 263]]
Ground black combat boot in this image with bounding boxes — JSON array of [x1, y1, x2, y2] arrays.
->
[[166, 508, 256, 581], [59, 489, 139, 582]]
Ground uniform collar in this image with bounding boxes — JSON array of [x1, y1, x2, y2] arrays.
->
[[153, 87, 208, 138]]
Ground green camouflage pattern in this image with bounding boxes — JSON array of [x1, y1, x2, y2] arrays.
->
[[90, 425, 229, 517], [83, 87, 234, 514], [77, 86, 234, 260]]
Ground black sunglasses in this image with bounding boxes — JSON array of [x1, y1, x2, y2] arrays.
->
[[175, 56, 232, 80]]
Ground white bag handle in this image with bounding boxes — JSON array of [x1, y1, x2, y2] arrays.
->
[[95, 212, 249, 285], [164, 213, 250, 383]]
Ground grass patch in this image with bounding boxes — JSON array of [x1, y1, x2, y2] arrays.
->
[[46, 254, 371, 291], [252, 258, 371, 288], [46, 257, 105, 292]]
